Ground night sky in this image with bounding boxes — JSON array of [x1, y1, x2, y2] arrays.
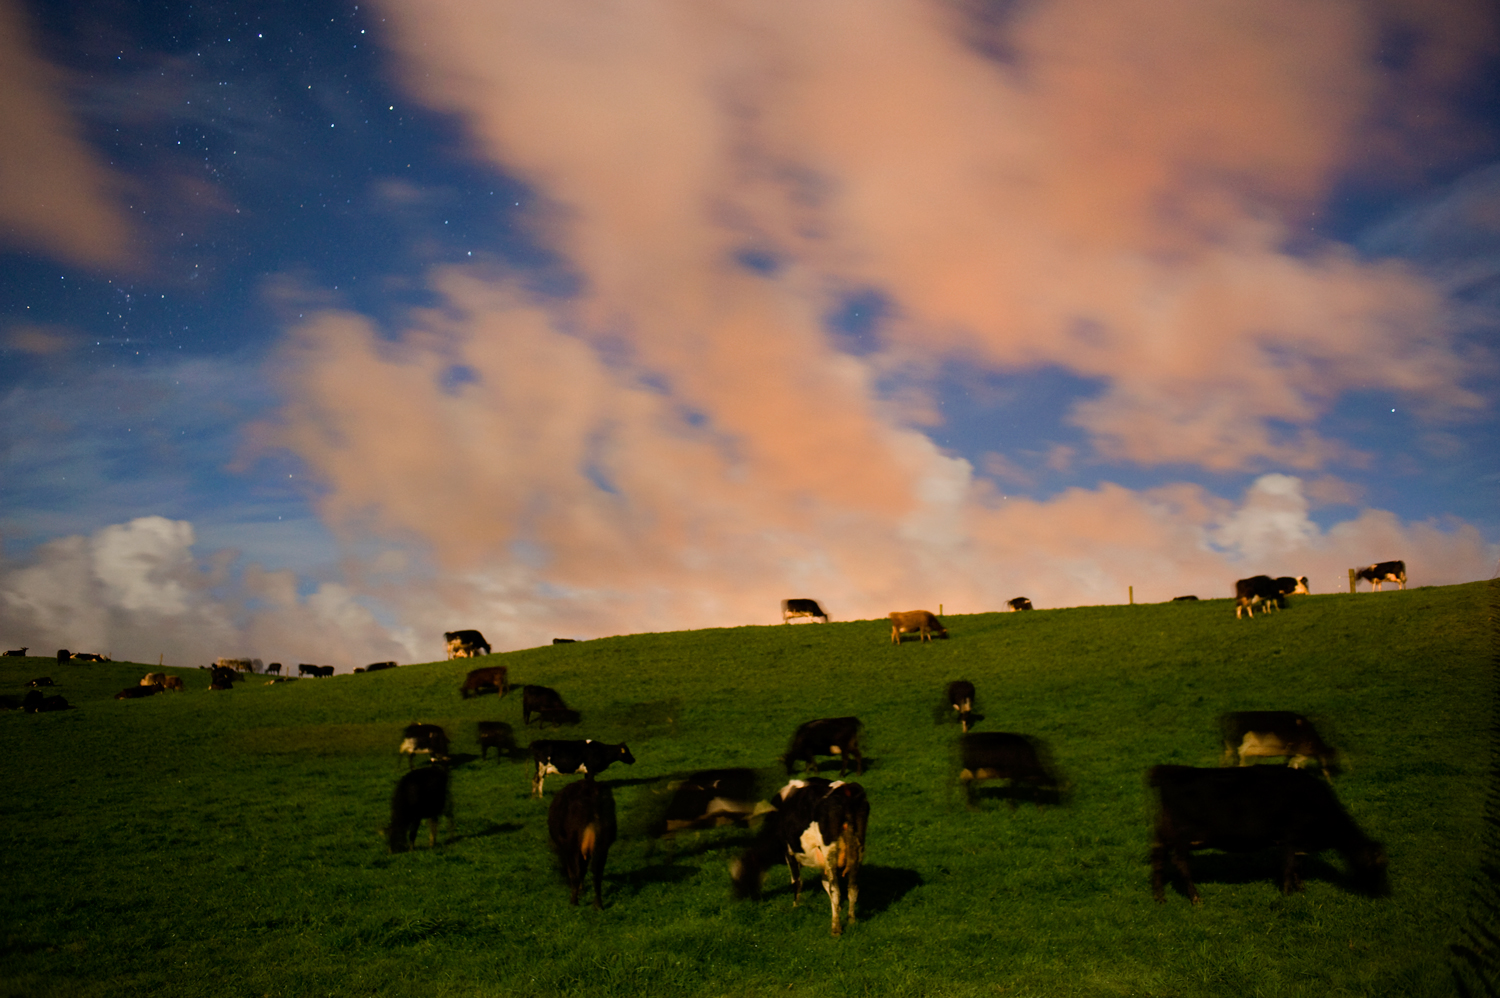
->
[[2, 0, 1498, 669]]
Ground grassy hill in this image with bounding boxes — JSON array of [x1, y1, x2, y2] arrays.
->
[[0, 582, 1492, 998]]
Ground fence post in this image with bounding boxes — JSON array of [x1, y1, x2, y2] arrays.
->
[[1129, 586, 1134, 605], [1348, 568, 1357, 594]]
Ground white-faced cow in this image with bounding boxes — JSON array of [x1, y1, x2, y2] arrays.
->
[[399, 723, 450, 768], [459, 665, 511, 700], [1149, 764, 1386, 904], [383, 764, 453, 853], [781, 598, 830, 624], [1275, 576, 1310, 596], [785, 717, 863, 776], [1006, 597, 1033, 612], [1233, 576, 1285, 619], [959, 732, 1058, 806], [1354, 561, 1407, 591], [548, 778, 617, 909], [889, 610, 948, 644], [444, 629, 491, 659], [1220, 711, 1339, 779], [522, 685, 570, 726], [947, 680, 976, 733], [531, 739, 636, 798], [730, 778, 869, 937]]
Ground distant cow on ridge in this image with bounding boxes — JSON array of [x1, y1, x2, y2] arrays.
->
[[1354, 561, 1406, 591], [889, 610, 947, 644], [445, 629, 491, 659], [781, 599, 830, 624]]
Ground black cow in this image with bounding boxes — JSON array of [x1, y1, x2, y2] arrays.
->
[[56, 649, 70, 663], [115, 685, 161, 700], [23, 691, 69, 712], [548, 779, 617, 908], [459, 665, 511, 699], [534, 708, 582, 729], [265, 662, 282, 675], [523, 685, 570, 726], [1221, 711, 1338, 779], [297, 664, 320, 677], [730, 778, 869, 936], [649, 768, 767, 838], [947, 680, 976, 733], [364, 661, 397, 673], [444, 629, 491, 659], [781, 598, 830, 624], [1233, 575, 1284, 619], [3, 647, 26, 656], [384, 765, 453, 853], [1171, 595, 1199, 602], [208, 666, 238, 690], [959, 732, 1058, 805], [785, 717, 863, 776], [1354, 560, 1406, 591], [530, 739, 635, 798], [477, 721, 517, 761], [27, 677, 55, 688], [1149, 764, 1387, 903], [399, 723, 450, 768], [1006, 597, 1033, 611], [552, 638, 577, 644]]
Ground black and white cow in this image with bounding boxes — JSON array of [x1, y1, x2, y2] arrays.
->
[[444, 629, 491, 659], [477, 721, 517, 761], [785, 717, 864, 776], [958, 732, 1058, 805], [531, 739, 636, 798], [1233, 575, 1284, 619], [548, 778, 617, 908], [781, 598, 830, 624], [1149, 764, 1386, 903], [1274, 576, 1310, 596], [1220, 711, 1339, 779], [522, 685, 570, 726], [384, 764, 453, 853], [649, 768, 769, 838], [399, 723, 450, 768], [730, 778, 869, 936], [947, 680, 976, 733], [889, 610, 948, 644], [1006, 597, 1034, 612], [1354, 560, 1407, 591]]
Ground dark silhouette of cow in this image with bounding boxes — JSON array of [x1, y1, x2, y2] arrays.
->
[[548, 779, 617, 908]]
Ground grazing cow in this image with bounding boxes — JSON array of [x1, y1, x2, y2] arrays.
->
[[71, 652, 109, 662], [1233, 575, 1285, 619], [314, 665, 334, 678], [399, 723, 450, 768], [115, 685, 160, 700], [208, 666, 238, 690], [785, 717, 864, 776], [650, 768, 769, 838], [477, 721, 517, 761], [889, 610, 948, 644], [548, 779, 618, 908], [162, 676, 184, 692], [730, 778, 869, 937], [1172, 595, 1199, 602], [458, 665, 511, 700], [552, 638, 577, 644], [534, 708, 582, 729], [364, 661, 397, 672], [265, 662, 282, 676], [3, 647, 26, 656], [530, 739, 635, 798], [141, 672, 166, 686], [947, 681, 976, 733], [1221, 711, 1339, 779], [444, 629, 491, 659], [56, 649, 70, 663], [523, 685, 570, 726], [384, 765, 453, 853], [1149, 764, 1387, 903], [27, 677, 55, 688], [24, 692, 69, 712], [1354, 560, 1407, 591], [297, 664, 320, 677], [781, 598, 830, 624], [959, 732, 1058, 805], [1275, 576, 1310, 596], [1006, 597, 1033, 612]]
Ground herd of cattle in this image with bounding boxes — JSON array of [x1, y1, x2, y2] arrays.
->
[[373, 636, 1389, 936]]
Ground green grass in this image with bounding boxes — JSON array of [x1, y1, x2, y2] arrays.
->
[[0, 582, 1491, 997]]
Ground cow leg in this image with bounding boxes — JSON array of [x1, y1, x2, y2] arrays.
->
[[825, 868, 844, 936], [1171, 847, 1200, 904], [853, 746, 863, 776], [591, 843, 609, 910], [532, 763, 545, 798], [838, 753, 848, 777], [427, 817, 439, 848], [786, 852, 803, 907], [1280, 848, 1304, 893], [1150, 843, 1168, 902]]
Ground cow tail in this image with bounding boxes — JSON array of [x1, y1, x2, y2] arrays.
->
[[580, 822, 597, 860]]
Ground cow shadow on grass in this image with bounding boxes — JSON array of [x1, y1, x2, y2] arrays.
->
[[605, 863, 701, 899], [965, 783, 1066, 809], [645, 829, 760, 863], [451, 821, 524, 843], [1157, 851, 1347, 900], [855, 865, 924, 916]]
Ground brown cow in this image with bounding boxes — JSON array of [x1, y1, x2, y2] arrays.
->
[[162, 676, 185, 692], [889, 610, 948, 644], [459, 665, 511, 699]]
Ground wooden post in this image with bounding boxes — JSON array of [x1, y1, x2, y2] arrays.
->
[[1128, 586, 1134, 605], [939, 603, 943, 616], [1348, 568, 1357, 594]]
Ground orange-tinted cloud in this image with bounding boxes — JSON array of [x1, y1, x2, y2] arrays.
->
[[0, 0, 131, 268]]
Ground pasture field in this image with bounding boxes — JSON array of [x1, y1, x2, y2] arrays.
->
[[0, 582, 1492, 998]]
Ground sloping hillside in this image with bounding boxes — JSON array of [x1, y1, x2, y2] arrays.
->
[[0, 582, 1491, 997]]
